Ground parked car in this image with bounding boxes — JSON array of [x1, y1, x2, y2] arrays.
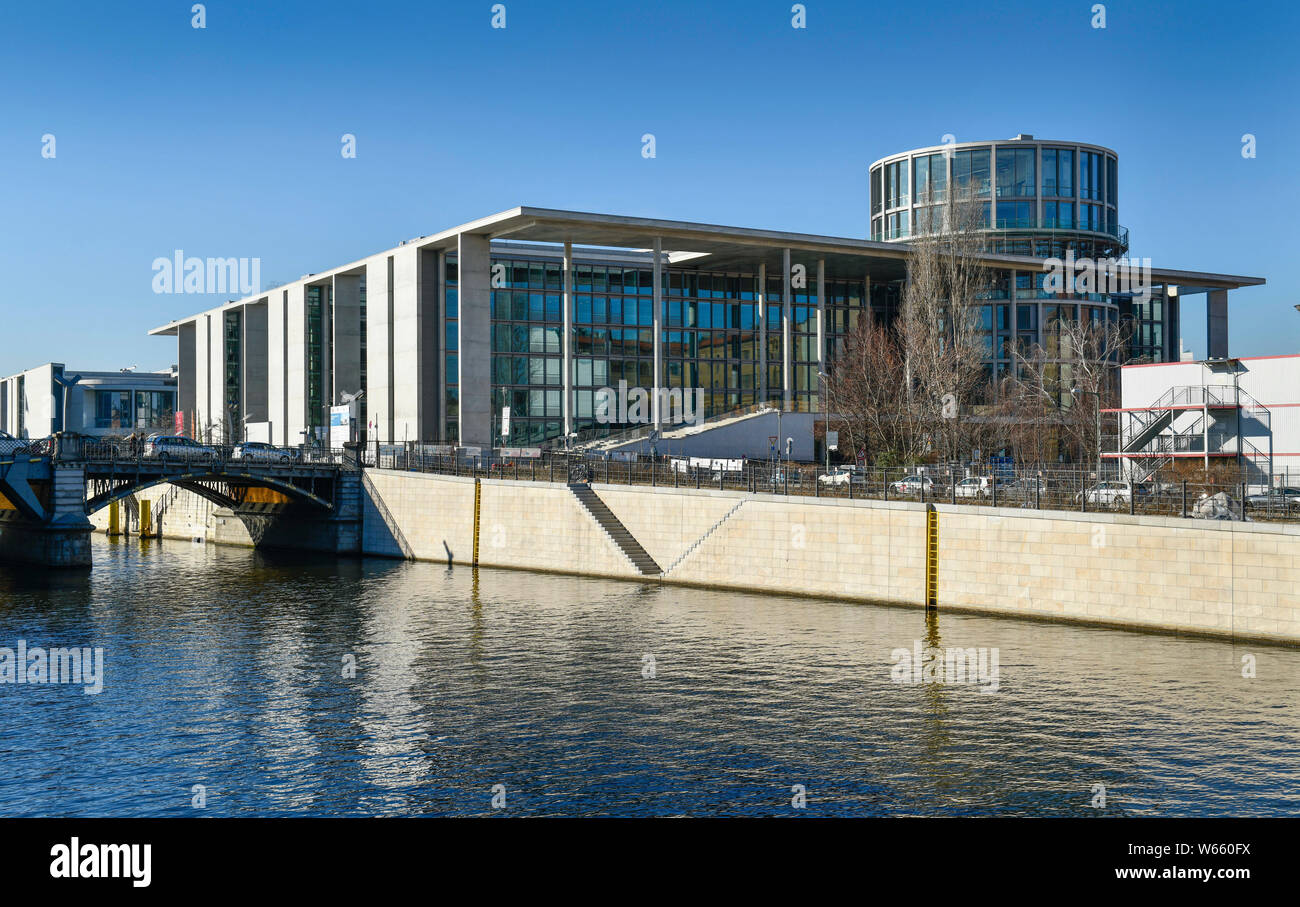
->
[[1245, 487, 1300, 510], [143, 435, 218, 461], [889, 474, 935, 496], [231, 441, 300, 464], [946, 478, 1013, 498], [1077, 480, 1148, 508], [818, 466, 866, 486]]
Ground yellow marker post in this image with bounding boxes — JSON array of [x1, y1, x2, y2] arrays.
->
[[925, 507, 939, 610], [139, 500, 152, 539], [472, 479, 481, 566], [108, 501, 121, 537]]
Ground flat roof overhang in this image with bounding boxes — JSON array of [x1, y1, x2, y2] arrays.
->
[[148, 206, 1266, 334], [417, 207, 1265, 291]]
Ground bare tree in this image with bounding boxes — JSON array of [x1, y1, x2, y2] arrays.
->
[[897, 189, 995, 464], [823, 320, 923, 466], [1004, 311, 1125, 472]]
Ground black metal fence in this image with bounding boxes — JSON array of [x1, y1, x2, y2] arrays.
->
[[366, 445, 1300, 524]]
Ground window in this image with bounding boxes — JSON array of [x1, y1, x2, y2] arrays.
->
[[1042, 148, 1074, 197], [912, 152, 947, 204], [1043, 201, 1074, 229], [996, 201, 1035, 229], [952, 148, 991, 197], [883, 159, 909, 209], [996, 147, 1035, 198], [1080, 151, 1103, 201]]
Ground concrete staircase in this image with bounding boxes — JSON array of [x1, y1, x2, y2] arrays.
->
[[568, 483, 661, 576], [662, 499, 747, 576]]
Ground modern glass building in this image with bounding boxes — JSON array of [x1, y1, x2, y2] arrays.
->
[[0, 363, 177, 438], [151, 194, 1262, 452], [871, 135, 1177, 373]]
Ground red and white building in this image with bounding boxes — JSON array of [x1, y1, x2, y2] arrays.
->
[[1108, 354, 1300, 485]]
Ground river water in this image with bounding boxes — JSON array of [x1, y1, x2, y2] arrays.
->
[[1, 535, 1296, 817]]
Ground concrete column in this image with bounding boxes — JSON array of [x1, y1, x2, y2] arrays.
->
[[782, 248, 792, 410], [267, 290, 288, 446], [193, 315, 211, 440], [757, 262, 767, 404], [364, 258, 393, 443], [1207, 289, 1229, 359], [562, 240, 573, 438], [242, 301, 268, 427], [816, 258, 826, 374], [284, 284, 307, 444], [391, 248, 422, 443], [178, 321, 196, 436], [652, 237, 663, 429], [332, 275, 362, 406], [457, 233, 492, 448]]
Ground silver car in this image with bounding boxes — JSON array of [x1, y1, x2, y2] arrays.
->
[[231, 441, 300, 464]]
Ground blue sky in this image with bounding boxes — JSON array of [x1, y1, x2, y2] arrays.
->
[[2, 0, 1297, 375]]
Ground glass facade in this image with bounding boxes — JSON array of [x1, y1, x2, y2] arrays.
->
[[437, 253, 893, 445], [306, 285, 326, 436], [223, 308, 241, 435], [94, 389, 176, 430], [867, 137, 1171, 371], [871, 139, 1123, 258]]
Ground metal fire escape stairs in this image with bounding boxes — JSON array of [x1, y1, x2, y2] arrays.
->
[[1119, 385, 1271, 481]]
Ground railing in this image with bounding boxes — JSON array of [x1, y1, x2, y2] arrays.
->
[[365, 451, 1300, 524], [566, 401, 792, 452], [63, 439, 360, 471]]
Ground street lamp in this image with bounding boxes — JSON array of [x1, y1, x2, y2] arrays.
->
[[1071, 385, 1103, 480]]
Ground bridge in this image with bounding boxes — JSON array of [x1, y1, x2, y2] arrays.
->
[[0, 436, 362, 567]]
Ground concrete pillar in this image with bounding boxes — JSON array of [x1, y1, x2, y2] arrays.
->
[[178, 321, 196, 436], [391, 248, 422, 443], [284, 284, 307, 445], [267, 290, 288, 446], [816, 258, 826, 374], [332, 274, 362, 407], [457, 232, 492, 448], [193, 315, 212, 441], [364, 258, 393, 443], [242, 301, 269, 427], [652, 237, 663, 429], [757, 261, 767, 404], [782, 248, 792, 410], [1207, 289, 1229, 359], [562, 240, 573, 438]]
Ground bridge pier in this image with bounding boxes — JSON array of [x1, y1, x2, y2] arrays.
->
[[214, 470, 363, 554], [0, 465, 94, 568]]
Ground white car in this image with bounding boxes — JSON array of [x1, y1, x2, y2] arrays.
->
[[1077, 481, 1147, 508], [231, 442, 300, 464], [889, 475, 934, 495], [819, 467, 864, 486], [143, 435, 218, 461]]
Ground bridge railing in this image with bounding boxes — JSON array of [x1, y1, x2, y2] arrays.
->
[[66, 439, 361, 471]]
